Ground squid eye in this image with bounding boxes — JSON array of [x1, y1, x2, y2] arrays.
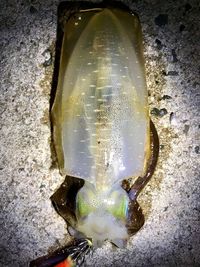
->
[[76, 194, 93, 217], [76, 185, 96, 218], [107, 193, 129, 220]]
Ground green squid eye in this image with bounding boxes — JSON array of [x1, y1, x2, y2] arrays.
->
[[77, 194, 92, 217], [107, 193, 129, 220], [76, 186, 96, 218]]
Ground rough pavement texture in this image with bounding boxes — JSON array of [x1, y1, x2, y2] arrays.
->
[[0, 0, 199, 266]]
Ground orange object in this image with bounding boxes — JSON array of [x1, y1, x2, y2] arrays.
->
[[54, 257, 74, 267]]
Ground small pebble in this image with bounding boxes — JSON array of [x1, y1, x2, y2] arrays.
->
[[42, 49, 52, 67], [171, 49, 178, 62], [160, 144, 164, 150], [151, 108, 168, 117], [194, 146, 200, 154], [170, 112, 178, 126], [162, 95, 172, 100]]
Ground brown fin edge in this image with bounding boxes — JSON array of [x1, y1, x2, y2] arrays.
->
[[128, 120, 159, 200]]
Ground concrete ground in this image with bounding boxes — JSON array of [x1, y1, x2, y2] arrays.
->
[[0, 0, 199, 266]]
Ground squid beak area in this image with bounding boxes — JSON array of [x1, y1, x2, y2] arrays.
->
[[29, 239, 93, 267]]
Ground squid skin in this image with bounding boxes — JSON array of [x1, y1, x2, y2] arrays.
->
[[51, 6, 158, 247], [52, 8, 150, 185]]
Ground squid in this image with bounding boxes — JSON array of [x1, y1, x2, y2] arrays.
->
[[30, 3, 159, 267]]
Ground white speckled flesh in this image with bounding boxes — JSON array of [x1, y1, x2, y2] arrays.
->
[[52, 9, 150, 190]]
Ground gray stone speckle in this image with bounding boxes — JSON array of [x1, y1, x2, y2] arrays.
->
[[0, 0, 199, 266]]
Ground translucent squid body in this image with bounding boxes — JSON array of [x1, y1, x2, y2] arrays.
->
[[51, 6, 159, 248]]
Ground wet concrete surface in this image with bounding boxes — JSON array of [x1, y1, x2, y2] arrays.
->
[[0, 0, 199, 266]]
